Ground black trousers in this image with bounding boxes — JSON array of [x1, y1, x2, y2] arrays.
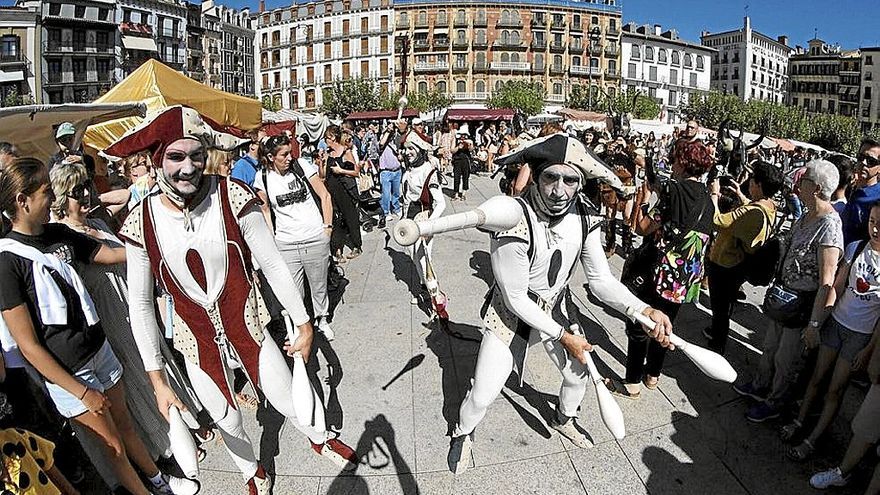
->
[[706, 260, 747, 355], [625, 289, 681, 384], [453, 159, 470, 194], [327, 177, 362, 252]]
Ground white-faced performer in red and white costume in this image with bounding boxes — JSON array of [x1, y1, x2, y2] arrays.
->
[[400, 132, 448, 320], [107, 106, 356, 494], [447, 134, 674, 474]]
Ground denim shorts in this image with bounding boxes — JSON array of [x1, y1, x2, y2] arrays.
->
[[820, 317, 873, 363], [45, 340, 124, 418]]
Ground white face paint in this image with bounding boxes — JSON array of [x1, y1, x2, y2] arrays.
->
[[161, 138, 206, 198], [536, 163, 582, 216]]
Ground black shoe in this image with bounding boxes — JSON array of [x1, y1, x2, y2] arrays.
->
[[378, 217, 386, 229]]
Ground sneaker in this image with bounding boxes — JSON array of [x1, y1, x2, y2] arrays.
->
[[317, 317, 335, 342], [246, 466, 271, 495], [312, 438, 357, 471], [152, 474, 200, 495], [810, 467, 850, 489], [733, 381, 768, 401], [346, 248, 362, 259], [550, 416, 593, 449], [447, 432, 473, 475], [378, 216, 386, 229], [746, 402, 780, 423]]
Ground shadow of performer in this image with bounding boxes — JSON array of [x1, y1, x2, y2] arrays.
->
[[325, 414, 420, 495]]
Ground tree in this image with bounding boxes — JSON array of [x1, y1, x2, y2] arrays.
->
[[605, 87, 660, 120], [566, 84, 601, 111], [1, 88, 32, 108], [261, 95, 280, 112], [320, 76, 381, 118], [488, 80, 545, 116]]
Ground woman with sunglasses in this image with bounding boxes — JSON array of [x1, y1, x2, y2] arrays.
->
[[841, 139, 880, 246], [0, 159, 198, 495], [255, 134, 336, 341], [323, 126, 363, 260]]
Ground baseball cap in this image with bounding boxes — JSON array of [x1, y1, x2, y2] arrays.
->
[[412, 117, 423, 125], [56, 122, 76, 139]]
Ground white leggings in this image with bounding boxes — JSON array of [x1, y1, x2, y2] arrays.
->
[[454, 330, 589, 437], [410, 237, 435, 291], [185, 341, 328, 480]]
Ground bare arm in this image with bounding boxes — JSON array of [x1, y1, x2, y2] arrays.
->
[[512, 164, 531, 196], [99, 188, 131, 217], [92, 244, 126, 265], [256, 189, 274, 232], [309, 174, 334, 226]]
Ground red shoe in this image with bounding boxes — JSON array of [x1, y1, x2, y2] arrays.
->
[[246, 465, 271, 495], [311, 438, 358, 471]]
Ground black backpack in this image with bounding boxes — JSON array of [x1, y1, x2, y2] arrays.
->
[[742, 205, 781, 287]]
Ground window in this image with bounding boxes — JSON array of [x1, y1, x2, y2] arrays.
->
[[658, 49, 667, 63], [607, 59, 617, 72], [501, 53, 510, 63], [631, 45, 640, 59], [0, 35, 19, 59], [572, 56, 581, 66], [437, 10, 446, 25], [495, 80, 503, 91], [501, 9, 509, 24], [671, 51, 680, 65], [669, 69, 678, 85], [591, 16, 598, 25], [380, 15, 388, 30], [476, 52, 486, 65], [511, 31, 520, 44], [668, 90, 677, 106], [342, 62, 350, 78], [360, 60, 369, 75], [689, 73, 697, 87], [456, 80, 466, 92], [417, 10, 427, 24], [866, 56, 873, 65], [683, 54, 692, 68], [323, 64, 331, 81], [380, 58, 388, 74], [417, 81, 428, 93], [48, 3, 60, 15], [456, 30, 466, 43], [696, 56, 704, 70], [476, 80, 485, 92], [589, 57, 598, 68], [534, 53, 543, 69], [553, 54, 562, 67], [437, 80, 447, 93], [553, 82, 562, 94], [361, 17, 368, 32], [865, 87, 873, 100], [361, 37, 369, 52], [645, 46, 654, 61], [627, 63, 636, 78], [511, 53, 519, 63], [648, 66, 657, 81]]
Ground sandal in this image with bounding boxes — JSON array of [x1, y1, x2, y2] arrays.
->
[[787, 439, 814, 461], [643, 376, 659, 390], [779, 420, 802, 443], [604, 378, 640, 400], [236, 392, 259, 410], [197, 447, 207, 462]]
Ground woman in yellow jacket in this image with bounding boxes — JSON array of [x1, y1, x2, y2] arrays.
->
[[706, 161, 785, 354]]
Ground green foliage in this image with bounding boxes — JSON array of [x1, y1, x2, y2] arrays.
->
[[1, 88, 32, 108], [408, 89, 454, 114], [488, 80, 545, 116], [681, 91, 869, 154], [566, 86, 659, 119], [261, 95, 280, 112], [320, 76, 381, 118]]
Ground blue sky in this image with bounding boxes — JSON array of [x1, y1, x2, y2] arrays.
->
[[5, 0, 877, 49]]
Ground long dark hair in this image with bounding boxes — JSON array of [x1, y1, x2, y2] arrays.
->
[[0, 158, 50, 226]]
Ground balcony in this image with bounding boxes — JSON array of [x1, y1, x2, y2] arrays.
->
[[570, 42, 584, 52], [452, 39, 469, 50], [605, 68, 619, 78], [45, 72, 62, 84], [473, 16, 487, 27], [606, 26, 620, 36], [473, 62, 489, 72], [452, 62, 468, 73], [73, 71, 88, 82], [531, 18, 546, 28], [490, 61, 530, 71], [412, 39, 430, 51], [454, 17, 468, 27], [604, 45, 618, 57], [414, 61, 449, 72], [531, 39, 546, 50], [570, 22, 583, 32], [157, 28, 180, 39], [531, 63, 545, 74], [550, 41, 566, 53], [496, 18, 523, 28], [589, 43, 602, 54], [546, 94, 565, 103], [550, 19, 566, 30], [414, 18, 429, 29], [550, 64, 565, 75], [493, 40, 525, 51], [433, 38, 450, 49], [570, 65, 601, 76], [453, 92, 488, 100], [0, 54, 28, 68]]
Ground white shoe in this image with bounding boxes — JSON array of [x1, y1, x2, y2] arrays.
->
[[447, 432, 473, 475], [810, 467, 850, 489], [152, 474, 200, 495], [317, 317, 335, 342], [550, 417, 593, 449]]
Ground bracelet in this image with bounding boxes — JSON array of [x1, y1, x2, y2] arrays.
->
[[323, 224, 333, 229], [78, 386, 89, 400]]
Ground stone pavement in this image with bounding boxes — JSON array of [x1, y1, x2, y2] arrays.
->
[[149, 175, 871, 494]]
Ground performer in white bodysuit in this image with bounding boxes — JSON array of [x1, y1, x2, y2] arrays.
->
[[107, 106, 356, 495], [400, 132, 448, 319], [447, 134, 674, 474]]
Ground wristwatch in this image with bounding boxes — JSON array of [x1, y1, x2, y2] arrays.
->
[[809, 320, 820, 328]]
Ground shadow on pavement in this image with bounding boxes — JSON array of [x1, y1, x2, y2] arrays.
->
[[325, 414, 419, 495]]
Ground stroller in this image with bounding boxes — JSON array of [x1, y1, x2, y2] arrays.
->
[[357, 167, 383, 232]]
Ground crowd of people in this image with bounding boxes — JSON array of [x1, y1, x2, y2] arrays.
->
[[0, 105, 877, 495]]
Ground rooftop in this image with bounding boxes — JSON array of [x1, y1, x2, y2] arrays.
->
[[622, 23, 715, 53], [392, 0, 621, 13]]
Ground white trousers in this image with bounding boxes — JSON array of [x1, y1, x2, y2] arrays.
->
[[184, 340, 328, 480], [454, 330, 589, 437], [278, 238, 331, 320]]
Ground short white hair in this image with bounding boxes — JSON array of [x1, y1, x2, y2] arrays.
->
[[803, 159, 839, 201]]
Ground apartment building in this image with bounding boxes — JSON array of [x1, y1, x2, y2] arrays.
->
[[0, 6, 39, 105], [255, 0, 394, 110], [203, 0, 253, 96], [621, 23, 713, 122], [860, 48, 880, 131], [117, 0, 187, 77]]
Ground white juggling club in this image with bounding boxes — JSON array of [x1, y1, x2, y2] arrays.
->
[[627, 308, 738, 383], [282, 310, 315, 426], [167, 405, 200, 479], [393, 195, 523, 247], [571, 325, 626, 440]]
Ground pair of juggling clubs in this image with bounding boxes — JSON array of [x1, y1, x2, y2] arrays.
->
[[165, 311, 319, 480]]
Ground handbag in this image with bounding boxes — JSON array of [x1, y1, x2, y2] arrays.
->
[[761, 284, 817, 328], [356, 172, 375, 194]]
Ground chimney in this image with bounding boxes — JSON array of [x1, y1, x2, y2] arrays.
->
[[653, 24, 661, 36], [777, 35, 789, 46], [259, 0, 265, 12]]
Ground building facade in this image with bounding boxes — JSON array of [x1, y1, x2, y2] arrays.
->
[[117, 0, 187, 78], [839, 50, 861, 119], [860, 48, 880, 131], [203, 0, 253, 96], [621, 23, 713, 123], [185, 2, 205, 82], [393, 0, 622, 108], [787, 39, 844, 115], [0, 6, 39, 105], [17, 0, 118, 103], [255, 0, 394, 110], [701, 16, 791, 103], [202, 8, 222, 88]]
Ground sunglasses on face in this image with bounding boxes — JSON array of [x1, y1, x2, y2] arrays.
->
[[69, 179, 93, 201], [858, 153, 880, 168]]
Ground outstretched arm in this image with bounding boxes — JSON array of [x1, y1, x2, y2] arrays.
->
[[428, 184, 446, 220]]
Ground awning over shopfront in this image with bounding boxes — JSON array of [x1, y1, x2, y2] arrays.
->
[[446, 108, 514, 121], [121, 35, 158, 52], [345, 109, 419, 120]]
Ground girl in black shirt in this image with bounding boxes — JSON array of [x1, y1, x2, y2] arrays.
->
[[0, 158, 197, 495]]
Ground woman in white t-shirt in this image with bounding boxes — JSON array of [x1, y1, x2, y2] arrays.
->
[[255, 134, 336, 340], [785, 202, 880, 461]]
